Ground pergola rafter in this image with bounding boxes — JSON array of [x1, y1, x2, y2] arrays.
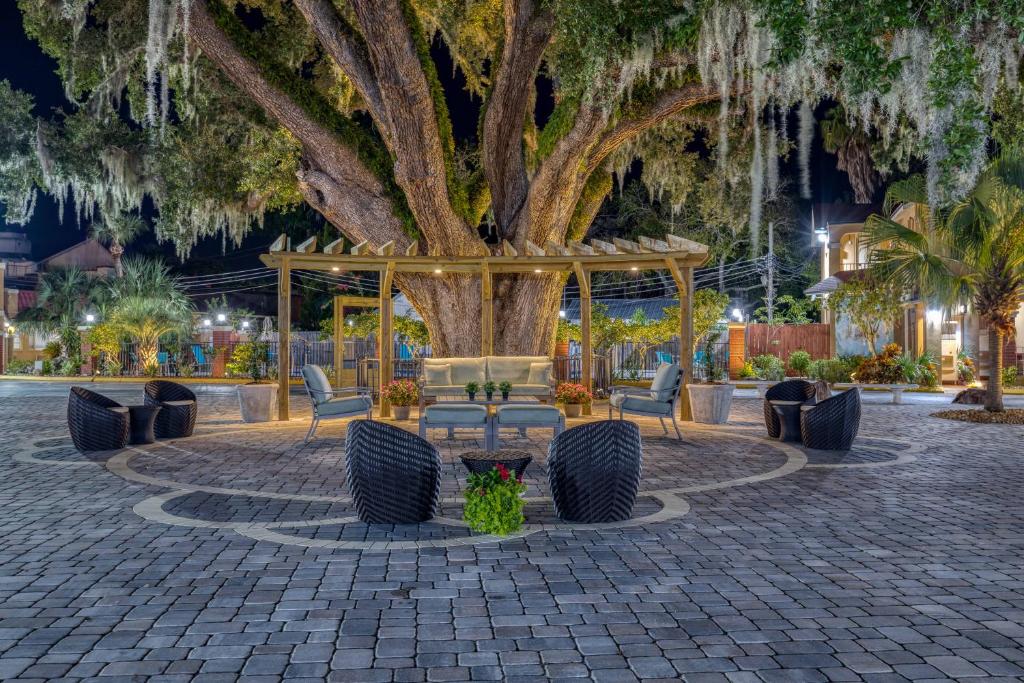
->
[[260, 236, 709, 422]]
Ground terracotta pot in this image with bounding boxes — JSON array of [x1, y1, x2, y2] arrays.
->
[[237, 383, 277, 423], [686, 383, 734, 424], [563, 403, 582, 418], [555, 341, 570, 358], [392, 405, 411, 421]]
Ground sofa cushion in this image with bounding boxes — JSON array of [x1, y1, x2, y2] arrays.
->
[[527, 362, 553, 386], [506, 384, 551, 396], [443, 357, 487, 385], [495, 405, 561, 424], [486, 355, 549, 383], [302, 364, 333, 401], [423, 363, 452, 386], [422, 385, 471, 397], [318, 395, 372, 417], [649, 363, 681, 402]]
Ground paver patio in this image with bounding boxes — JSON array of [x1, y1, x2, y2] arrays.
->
[[1, 380, 1023, 682]]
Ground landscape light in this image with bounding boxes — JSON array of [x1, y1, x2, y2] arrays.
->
[[85, 314, 95, 323], [331, 266, 340, 272], [630, 266, 638, 271], [534, 269, 542, 273], [241, 321, 250, 329], [434, 268, 442, 274], [559, 310, 566, 318]]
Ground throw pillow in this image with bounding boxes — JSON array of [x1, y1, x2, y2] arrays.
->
[[527, 362, 553, 385], [424, 364, 452, 386]]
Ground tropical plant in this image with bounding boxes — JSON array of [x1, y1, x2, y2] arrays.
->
[[85, 323, 124, 376], [956, 350, 976, 385], [107, 257, 193, 373], [226, 341, 271, 383], [15, 266, 107, 357], [42, 340, 63, 360], [750, 354, 785, 381], [787, 350, 812, 376], [738, 360, 757, 379], [854, 343, 908, 384], [867, 155, 1024, 410], [91, 212, 145, 277], [462, 464, 526, 536], [1002, 366, 1019, 387], [915, 352, 939, 389], [701, 334, 727, 382], [380, 380, 418, 407], [807, 358, 854, 385], [555, 383, 593, 405], [4, 359, 33, 375]]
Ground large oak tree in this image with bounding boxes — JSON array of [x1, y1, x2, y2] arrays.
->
[[3, 0, 1023, 354]]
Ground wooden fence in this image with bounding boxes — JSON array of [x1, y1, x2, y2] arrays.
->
[[745, 323, 832, 363]]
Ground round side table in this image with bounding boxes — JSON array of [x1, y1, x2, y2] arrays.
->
[[770, 400, 803, 442], [460, 450, 532, 478], [128, 405, 162, 445]]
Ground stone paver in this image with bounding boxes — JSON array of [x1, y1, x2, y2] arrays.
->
[[1, 380, 1023, 682]]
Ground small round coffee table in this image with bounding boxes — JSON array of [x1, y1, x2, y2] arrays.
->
[[460, 450, 532, 478], [770, 400, 803, 442], [128, 405, 162, 445]]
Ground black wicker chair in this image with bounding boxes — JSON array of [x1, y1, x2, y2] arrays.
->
[[547, 420, 642, 523], [799, 388, 861, 450], [144, 380, 198, 438], [67, 387, 130, 452], [763, 380, 817, 438], [345, 419, 442, 524]]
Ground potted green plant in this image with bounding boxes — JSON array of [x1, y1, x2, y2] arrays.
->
[[381, 379, 418, 420], [787, 350, 812, 377], [499, 380, 512, 400], [483, 380, 496, 401], [227, 341, 276, 422], [686, 337, 734, 424], [462, 464, 527, 535], [555, 382, 592, 418], [465, 381, 479, 401]]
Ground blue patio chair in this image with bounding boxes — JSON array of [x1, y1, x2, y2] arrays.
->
[[608, 362, 685, 439], [655, 351, 674, 366], [301, 364, 373, 443], [191, 344, 208, 369]]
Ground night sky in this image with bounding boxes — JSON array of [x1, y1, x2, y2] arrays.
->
[[0, 3, 851, 266]]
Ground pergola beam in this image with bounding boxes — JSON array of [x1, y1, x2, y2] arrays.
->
[[378, 262, 396, 418], [277, 257, 290, 421], [572, 261, 592, 417]]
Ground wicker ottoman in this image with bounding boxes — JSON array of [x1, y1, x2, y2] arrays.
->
[[419, 404, 492, 450], [492, 404, 564, 451]]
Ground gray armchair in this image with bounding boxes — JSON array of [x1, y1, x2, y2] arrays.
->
[[301, 364, 373, 443], [608, 363, 684, 439]]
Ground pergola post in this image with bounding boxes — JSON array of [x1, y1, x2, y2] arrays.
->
[[277, 257, 291, 421], [573, 262, 592, 416], [480, 262, 493, 356], [666, 258, 694, 421], [378, 262, 395, 417], [333, 295, 345, 386]]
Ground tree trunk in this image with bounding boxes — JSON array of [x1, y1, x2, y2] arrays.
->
[[111, 243, 124, 278], [985, 327, 1005, 412], [393, 271, 562, 357]]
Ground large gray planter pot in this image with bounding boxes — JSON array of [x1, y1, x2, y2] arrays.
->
[[238, 383, 278, 423], [687, 383, 734, 424]]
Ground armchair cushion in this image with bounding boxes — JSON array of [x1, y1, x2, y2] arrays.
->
[[423, 363, 452, 386], [317, 395, 372, 417], [301, 364, 333, 402], [617, 396, 673, 416], [649, 363, 681, 401], [527, 362, 554, 385]]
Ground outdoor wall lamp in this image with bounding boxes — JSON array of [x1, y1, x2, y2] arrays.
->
[[926, 309, 942, 323], [202, 319, 212, 327], [241, 321, 250, 329], [216, 313, 227, 323], [815, 226, 828, 244], [732, 308, 743, 321]]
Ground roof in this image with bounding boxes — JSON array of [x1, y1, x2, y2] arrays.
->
[[562, 297, 677, 322], [39, 239, 114, 272], [803, 269, 864, 296], [813, 202, 882, 229]]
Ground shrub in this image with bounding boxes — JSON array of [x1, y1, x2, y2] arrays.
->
[[40, 359, 53, 376], [787, 350, 812, 376], [462, 464, 526, 535], [956, 351, 975, 384], [854, 344, 909, 384], [1003, 366, 1019, 387], [738, 360, 756, 379], [381, 380, 418, 406], [750, 354, 785, 381], [42, 340, 62, 360], [4, 359, 33, 374], [226, 342, 270, 383], [808, 358, 854, 384], [58, 357, 82, 376], [556, 383, 592, 405]]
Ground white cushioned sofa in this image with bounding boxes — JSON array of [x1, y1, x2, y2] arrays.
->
[[418, 356, 556, 408]]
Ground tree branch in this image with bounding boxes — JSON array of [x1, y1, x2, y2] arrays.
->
[[347, 0, 477, 253], [585, 83, 721, 174], [187, 0, 409, 248], [482, 0, 553, 238]]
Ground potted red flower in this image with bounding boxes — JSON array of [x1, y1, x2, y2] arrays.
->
[[555, 382, 592, 418], [381, 379, 418, 420]]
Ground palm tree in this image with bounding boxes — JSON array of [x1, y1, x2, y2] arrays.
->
[[92, 213, 145, 277], [866, 158, 1024, 412], [107, 257, 193, 372], [15, 266, 108, 355]]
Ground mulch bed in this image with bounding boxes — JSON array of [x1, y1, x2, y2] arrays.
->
[[931, 408, 1024, 424]]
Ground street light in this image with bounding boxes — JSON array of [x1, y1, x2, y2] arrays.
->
[[216, 313, 227, 323], [732, 308, 743, 321], [202, 319, 212, 327], [241, 320, 250, 329], [814, 226, 828, 244]]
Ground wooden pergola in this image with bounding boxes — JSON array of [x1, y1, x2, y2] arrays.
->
[[260, 234, 709, 422]]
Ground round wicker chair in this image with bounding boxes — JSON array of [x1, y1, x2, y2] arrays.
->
[[67, 387, 130, 452], [144, 381, 198, 438], [799, 388, 861, 450], [345, 419, 442, 524], [763, 380, 817, 438], [547, 420, 642, 523]]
